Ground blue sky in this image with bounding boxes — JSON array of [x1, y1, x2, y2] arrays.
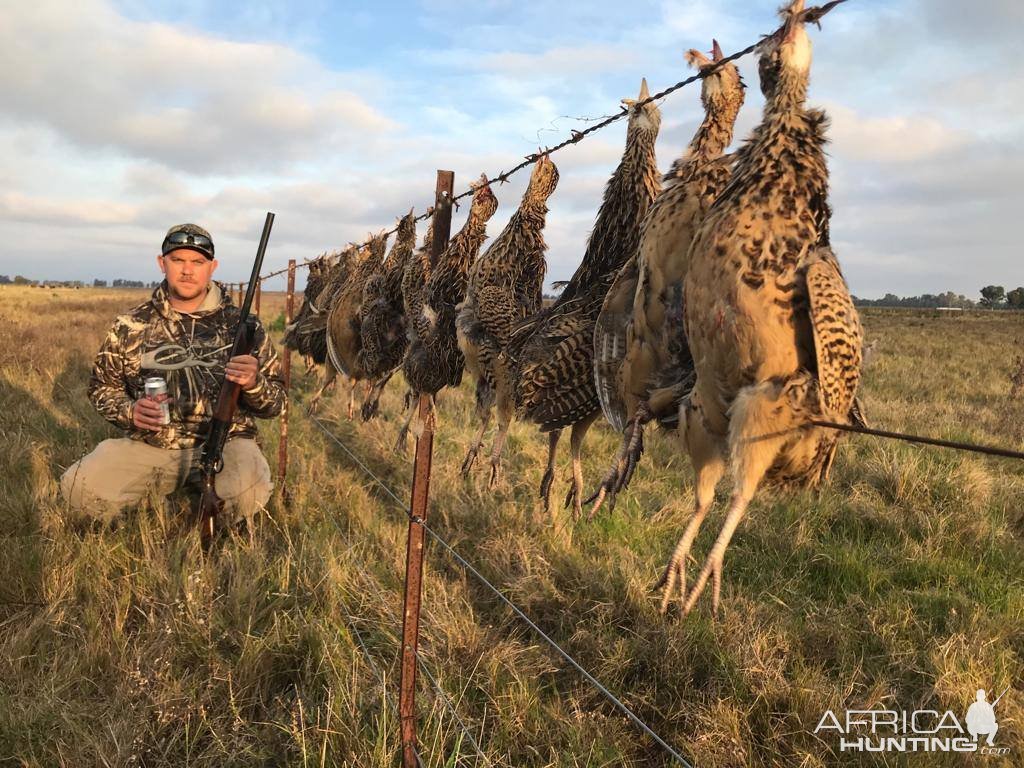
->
[[2, 0, 1022, 298]]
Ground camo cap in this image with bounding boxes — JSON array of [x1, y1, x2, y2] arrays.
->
[[162, 223, 215, 260]]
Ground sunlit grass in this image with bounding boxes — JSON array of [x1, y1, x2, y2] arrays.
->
[[1, 286, 1022, 766]]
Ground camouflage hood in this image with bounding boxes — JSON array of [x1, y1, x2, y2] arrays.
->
[[88, 279, 286, 449]]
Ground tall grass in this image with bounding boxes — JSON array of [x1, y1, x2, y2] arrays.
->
[[1, 286, 1021, 767]]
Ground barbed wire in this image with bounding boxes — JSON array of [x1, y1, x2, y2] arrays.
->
[[252, 0, 850, 284], [307, 413, 695, 767]]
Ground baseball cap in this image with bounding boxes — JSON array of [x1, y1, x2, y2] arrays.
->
[[162, 223, 215, 260]]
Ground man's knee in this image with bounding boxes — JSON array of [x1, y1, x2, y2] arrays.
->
[[59, 438, 179, 522], [60, 444, 127, 522], [215, 440, 273, 521]]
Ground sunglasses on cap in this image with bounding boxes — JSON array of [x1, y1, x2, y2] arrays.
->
[[162, 231, 215, 259]]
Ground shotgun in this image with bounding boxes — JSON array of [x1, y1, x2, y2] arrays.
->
[[197, 211, 275, 550]]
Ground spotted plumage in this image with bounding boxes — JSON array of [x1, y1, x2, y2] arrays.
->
[[319, 231, 389, 417], [359, 212, 418, 419], [507, 79, 662, 519], [661, 0, 864, 615], [456, 156, 559, 483], [590, 43, 745, 513], [405, 177, 498, 398]]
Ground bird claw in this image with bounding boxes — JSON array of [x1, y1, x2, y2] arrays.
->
[[360, 398, 379, 422], [461, 446, 480, 475], [655, 554, 687, 615], [586, 418, 645, 519], [538, 469, 555, 512], [393, 427, 410, 456], [563, 483, 582, 521], [680, 552, 724, 618], [488, 459, 502, 489]]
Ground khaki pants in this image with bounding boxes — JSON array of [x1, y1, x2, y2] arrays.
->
[[59, 438, 273, 525]]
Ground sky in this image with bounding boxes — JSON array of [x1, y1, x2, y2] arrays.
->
[[1, 0, 1022, 298]]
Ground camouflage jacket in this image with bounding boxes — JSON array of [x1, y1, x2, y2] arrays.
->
[[88, 280, 286, 449]]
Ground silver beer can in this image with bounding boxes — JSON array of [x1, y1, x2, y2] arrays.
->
[[144, 377, 171, 425]]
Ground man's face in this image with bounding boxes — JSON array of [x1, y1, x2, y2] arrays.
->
[[158, 248, 217, 300]]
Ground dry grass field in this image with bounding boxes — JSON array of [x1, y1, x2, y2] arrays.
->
[[1, 285, 1022, 767]]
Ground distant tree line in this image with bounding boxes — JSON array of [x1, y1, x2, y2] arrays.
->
[[0, 275, 161, 288], [854, 286, 1024, 309]]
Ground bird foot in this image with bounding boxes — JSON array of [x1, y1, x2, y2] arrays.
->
[[563, 482, 583, 522], [680, 551, 724, 618], [393, 426, 410, 456], [655, 552, 687, 615], [585, 413, 646, 519], [461, 445, 481, 475], [488, 458, 502, 489], [306, 399, 321, 417], [538, 468, 555, 512], [360, 397, 380, 422]]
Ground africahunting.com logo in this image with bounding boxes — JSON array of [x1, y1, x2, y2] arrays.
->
[[813, 687, 1010, 755]]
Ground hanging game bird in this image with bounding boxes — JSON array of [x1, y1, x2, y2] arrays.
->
[[507, 78, 662, 520], [359, 210, 418, 420], [591, 42, 745, 514], [664, 0, 864, 616], [402, 176, 498, 432], [456, 156, 559, 485], [323, 231, 390, 418]]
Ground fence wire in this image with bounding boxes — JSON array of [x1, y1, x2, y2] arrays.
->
[[253, 1, 850, 283], [307, 413, 695, 768]]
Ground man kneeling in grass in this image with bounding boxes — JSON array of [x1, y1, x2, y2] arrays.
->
[[61, 223, 285, 530]]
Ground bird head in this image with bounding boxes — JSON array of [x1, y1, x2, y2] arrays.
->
[[686, 39, 745, 119], [526, 153, 560, 203], [368, 230, 389, 262], [758, 0, 814, 98], [468, 174, 499, 222], [621, 77, 662, 135], [396, 208, 417, 245]]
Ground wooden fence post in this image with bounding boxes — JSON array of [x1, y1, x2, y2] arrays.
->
[[278, 260, 296, 505], [254, 279, 262, 315], [399, 170, 454, 767], [237, 282, 243, 308]]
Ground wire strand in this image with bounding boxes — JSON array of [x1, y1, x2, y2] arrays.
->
[[255, 1, 850, 282], [306, 412, 694, 767]]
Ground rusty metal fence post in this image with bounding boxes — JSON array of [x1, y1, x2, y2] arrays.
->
[[278, 260, 296, 505], [399, 170, 454, 768]]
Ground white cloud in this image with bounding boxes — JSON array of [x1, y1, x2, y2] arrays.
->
[[0, 1, 395, 175]]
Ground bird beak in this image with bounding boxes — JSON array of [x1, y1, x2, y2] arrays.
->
[[638, 77, 649, 100], [712, 39, 723, 62]]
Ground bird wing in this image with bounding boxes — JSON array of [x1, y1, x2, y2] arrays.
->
[[805, 248, 863, 421], [593, 255, 638, 433], [515, 310, 597, 431]]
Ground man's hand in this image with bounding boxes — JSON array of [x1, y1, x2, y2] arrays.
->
[[226, 354, 259, 390], [132, 396, 170, 432]]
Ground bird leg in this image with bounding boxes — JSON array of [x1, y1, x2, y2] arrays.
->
[[487, 367, 515, 488], [564, 412, 598, 521], [680, 490, 752, 617], [679, 382, 795, 616], [538, 429, 561, 515], [346, 379, 358, 420], [393, 395, 415, 455], [306, 364, 337, 415], [657, 405, 725, 612], [361, 371, 394, 422], [587, 402, 651, 518], [461, 409, 492, 474]]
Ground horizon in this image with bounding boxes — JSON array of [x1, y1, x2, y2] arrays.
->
[[1, 1, 1022, 297]]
